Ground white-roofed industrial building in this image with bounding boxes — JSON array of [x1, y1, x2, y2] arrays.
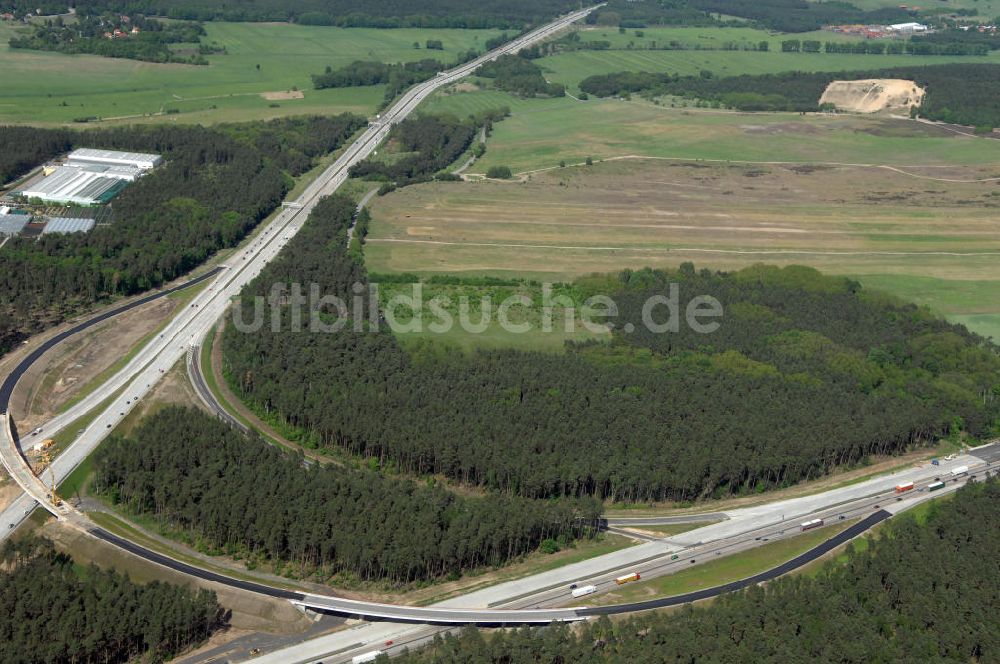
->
[[16, 167, 128, 205], [41, 217, 96, 235], [67, 148, 163, 171], [14, 148, 161, 206]]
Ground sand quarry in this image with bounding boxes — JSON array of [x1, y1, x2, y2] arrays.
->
[[820, 79, 925, 113]]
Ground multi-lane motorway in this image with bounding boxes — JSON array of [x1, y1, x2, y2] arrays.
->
[[0, 4, 600, 537], [248, 446, 996, 663], [1, 4, 997, 661]]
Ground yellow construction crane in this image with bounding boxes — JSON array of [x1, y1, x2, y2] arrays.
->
[[36, 451, 62, 508]]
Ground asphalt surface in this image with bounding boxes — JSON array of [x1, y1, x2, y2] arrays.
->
[[0, 266, 221, 413], [603, 513, 727, 527], [247, 459, 988, 662], [970, 441, 1000, 464], [89, 527, 304, 601], [581, 509, 890, 616], [187, 345, 248, 433]]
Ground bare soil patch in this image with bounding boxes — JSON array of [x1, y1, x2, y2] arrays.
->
[[13, 297, 179, 430], [261, 89, 304, 100], [820, 79, 924, 114]]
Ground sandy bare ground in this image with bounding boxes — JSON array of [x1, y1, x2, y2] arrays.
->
[[261, 90, 304, 101], [11, 297, 179, 431], [820, 79, 925, 114]]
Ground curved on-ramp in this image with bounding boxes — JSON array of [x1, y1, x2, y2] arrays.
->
[[0, 267, 222, 414], [87, 509, 890, 625]]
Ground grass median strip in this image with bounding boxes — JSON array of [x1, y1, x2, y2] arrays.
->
[[582, 521, 853, 606]]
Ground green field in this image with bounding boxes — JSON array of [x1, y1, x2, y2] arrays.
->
[[423, 91, 1000, 172], [0, 21, 502, 125], [540, 26, 1000, 92], [365, 98, 1000, 343], [844, 0, 1000, 14]]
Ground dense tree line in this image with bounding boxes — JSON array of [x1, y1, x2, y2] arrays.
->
[[311, 58, 454, 106], [9, 13, 213, 64], [218, 114, 365, 178], [579, 63, 1000, 127], [221, 187, 999, 503], [351, 110, 507, 185], [0, 125, 73, 185], [0, 0, 581, 28], [475, 54, 565, 97], [0, 115, 363, 356], [777, 37, 989, 56], [0, 535, 224, 664], [914, 28, 1000, 52], [93, 404, 600, 585], [586, 0, 912, 32], [585, 0, 721, 29], [397, 477, 1000, 662]]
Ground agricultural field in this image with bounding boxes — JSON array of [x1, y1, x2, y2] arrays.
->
[[423, 92, 1000, 171], [539, 26, 1000, 92], [364, 107, 1000, 343], [0, 21, 502, 125], [844, 0, 1000, 13]]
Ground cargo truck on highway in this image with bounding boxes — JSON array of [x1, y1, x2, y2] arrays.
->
[[895, 481, 915, 493], [571, 584, 597, 598], [352, 651, 383, 664], [615, 572, 641, 585], [951, 465, 969, 477], [800, 518, 824, 531]]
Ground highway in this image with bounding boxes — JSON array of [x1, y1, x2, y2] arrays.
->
[[0, 4, 599, 538], [0, 3, 995, 659], [249, 448, 997, 663]]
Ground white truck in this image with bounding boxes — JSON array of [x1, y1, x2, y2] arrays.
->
[[571, 584, 597, 598], [951, 465, 969, 477], [352, 651, 383, 664]]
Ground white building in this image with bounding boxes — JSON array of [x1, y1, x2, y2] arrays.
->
[[67, 148, 163, 171], [888, 22, 928, 33], [15, 148, 162, 206]]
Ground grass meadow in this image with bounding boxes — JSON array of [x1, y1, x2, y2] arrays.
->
[[0, 21, 501, 125], [363, 102, 1000, 345]]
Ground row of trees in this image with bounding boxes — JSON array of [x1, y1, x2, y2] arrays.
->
[[221, 182, 999, 503], [397, 477, 1000, 662], [0, 535, 224, 663], [579, 63, 1000, 127], [93, 403, 600, 584], [586, 0, 912, 33], [9, 14, 213, 64], [0, 0, 580, 28], [782, 37, 989, 56], [475, 54, 565, 97], [0, 116, 364, 356], [350, 109, 507, 185]]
